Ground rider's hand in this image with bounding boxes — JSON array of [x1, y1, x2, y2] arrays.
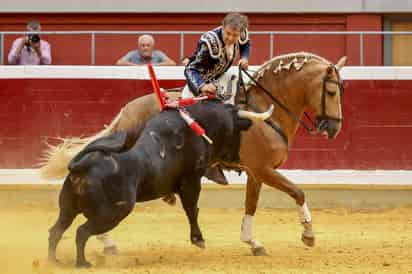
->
[[238, 58, 249, 70], [200, 83, 217, 95], [23, 36, 30, 45]]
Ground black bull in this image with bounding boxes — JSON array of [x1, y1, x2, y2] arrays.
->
[[48, 101, 251, 267]]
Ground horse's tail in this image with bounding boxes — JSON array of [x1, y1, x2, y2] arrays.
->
[[39, 107, 125, 179]]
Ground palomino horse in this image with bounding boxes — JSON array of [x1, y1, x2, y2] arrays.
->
[[41, 52, 346, 256]]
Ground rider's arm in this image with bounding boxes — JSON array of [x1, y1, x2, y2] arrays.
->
[[184, 43, 211, 95], [238, 31, 250, 69], [239, 39, 251, 61]]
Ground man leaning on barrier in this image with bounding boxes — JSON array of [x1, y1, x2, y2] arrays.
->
[[116, 34, 176, 66]]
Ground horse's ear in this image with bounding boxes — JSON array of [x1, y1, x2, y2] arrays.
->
[[335, 56, 348, 71]]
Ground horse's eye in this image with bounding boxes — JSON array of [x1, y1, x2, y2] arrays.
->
[[327, 90, 336, 97]]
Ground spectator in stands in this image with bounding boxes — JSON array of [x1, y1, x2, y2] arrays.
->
[[116, 34, 176, 66], [8, 21, 52, 65], [183, 12, 250, 98]]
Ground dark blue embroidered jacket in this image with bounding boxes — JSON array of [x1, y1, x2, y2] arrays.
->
[[184, 26, 250, 95]]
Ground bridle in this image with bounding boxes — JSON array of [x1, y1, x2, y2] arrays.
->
[[317, 66, 344, 126], [238, 64, 344, 137]]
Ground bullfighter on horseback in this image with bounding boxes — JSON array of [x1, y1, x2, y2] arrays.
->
[[183, 12, 250, 102], [181, 12, 251, 184]]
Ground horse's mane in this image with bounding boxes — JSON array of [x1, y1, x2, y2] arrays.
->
[[252, 52, 332, 81]]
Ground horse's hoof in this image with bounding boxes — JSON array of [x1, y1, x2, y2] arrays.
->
[[103, 245, 119, 255], [251, 246, 268, 256], [76, 260, 92, 268], [301, 234, 315, 247], [193, 240, 206, 249]]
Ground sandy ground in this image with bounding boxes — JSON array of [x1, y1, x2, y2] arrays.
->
[[1, 201, 412, 274]]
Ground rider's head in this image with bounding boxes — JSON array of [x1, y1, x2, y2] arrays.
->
[[137, 34, 155, 59], [222, 13, 248, 46]]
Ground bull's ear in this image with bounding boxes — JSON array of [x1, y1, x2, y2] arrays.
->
[[69, 131, 128, 172], [335, 56, 347, 71], [83, 131, 128, 154], [72, 131, 128, 162]]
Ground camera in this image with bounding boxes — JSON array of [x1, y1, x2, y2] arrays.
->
[[28, 34, 40, 43]]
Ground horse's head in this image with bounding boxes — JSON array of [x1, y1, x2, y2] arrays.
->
[[241, 52, 347, 141], [307, 56, 347, 139]]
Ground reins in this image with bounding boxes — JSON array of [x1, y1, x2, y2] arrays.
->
[[239, 66, 318, 134]]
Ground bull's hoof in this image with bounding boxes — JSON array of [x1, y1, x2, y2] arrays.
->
[[193, 240, 206, 249], [301, 234, 315, 247], [76, 260, 92, 268], [162, 194, 176, 206], [103, 245, 119, 255], [251, 246, 268, 256], [32, 259, 40, 268], [191, 235, 205, 249]]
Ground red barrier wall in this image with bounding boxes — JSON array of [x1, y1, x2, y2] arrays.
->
[[0, 77, 410, 169], [0, 78, 184, 168], [288, 80, 412, 169]]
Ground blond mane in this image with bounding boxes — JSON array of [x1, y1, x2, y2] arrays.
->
[[252, 52, 332, 81]]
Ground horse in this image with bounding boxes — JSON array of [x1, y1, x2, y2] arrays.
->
[[40, 52, 346, 256]]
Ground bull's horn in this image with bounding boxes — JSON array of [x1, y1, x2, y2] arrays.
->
[[238, 104, 274, 120]]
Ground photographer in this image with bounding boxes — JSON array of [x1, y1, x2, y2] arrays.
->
[[8, 21, 51, 65]]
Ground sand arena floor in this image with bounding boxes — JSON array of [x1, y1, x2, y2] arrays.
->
[[2, 200, 412, 274]]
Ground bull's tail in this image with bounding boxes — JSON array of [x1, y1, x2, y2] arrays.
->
[[39, 107, 125, 179]]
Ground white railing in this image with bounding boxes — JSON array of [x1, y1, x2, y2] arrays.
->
[[1, 65, 412, 80], [1, 30, 412, 65]]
